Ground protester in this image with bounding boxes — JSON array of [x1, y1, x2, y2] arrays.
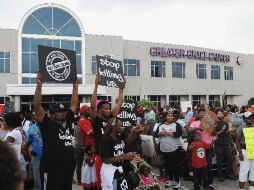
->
[[81, 145, 96, 190], [100, 118, 136, 190], [224, 112, 239, 178], [188, 132, 211, 190], [22, 116, 42, 190], [214, 108, 236, 181], [144, 105, 156, 135], [79, 105, 95, 148], [152, 112, 167, 180], [188, 108, 215, 189], [0, 117, 9, 140], [185, 107, 193, 123], [74, 115, 86, 185], [235, 112, 254, 190], [0, 140, 24, 190], [22, 113, 33, 135], [155, 111, 183, 189], [34, 72, 79, 190], [90, 75, 125, 189]]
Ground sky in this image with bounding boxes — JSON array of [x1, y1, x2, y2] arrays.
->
[[0, 0, 254, 54]]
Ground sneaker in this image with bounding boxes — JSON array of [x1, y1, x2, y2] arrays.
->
[[173, 181, 181, 189], [208, 185, 215, 190], [165, 180, 177, 188]]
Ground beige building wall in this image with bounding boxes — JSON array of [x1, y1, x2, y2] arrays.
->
[[0, 28, 254, 108], [0, 29, 18, 97]]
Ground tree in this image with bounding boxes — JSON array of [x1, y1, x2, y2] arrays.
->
[[248, 97, 254, 106], [138, 99, 154, 109]]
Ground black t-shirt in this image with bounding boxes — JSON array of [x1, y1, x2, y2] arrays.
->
[[93, 116, 112, 155], [100, 134, 124, 178], [215, 120, 230, 146], [121, 127, 142, 155], [39, 110, 75, 174]]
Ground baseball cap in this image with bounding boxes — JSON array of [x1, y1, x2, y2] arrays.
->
[[80, 105, 90, 114], [49, 104, 67, 114], [243, 112, 253, 118]]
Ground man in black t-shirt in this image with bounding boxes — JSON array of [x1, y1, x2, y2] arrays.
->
[[91, 75, 125, 189], [214, 108, 236, 181], [34, 72, 79, 190]]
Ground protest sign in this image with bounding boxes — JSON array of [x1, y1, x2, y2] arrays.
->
[[38, 45, 77, 83], [200, 110, 217, 133], [180, 101, 192, 112], [2, 102, 15, 115], [243, 128, 254, 159], [117, 100, 137, 127], [96, 55, 125, 88]]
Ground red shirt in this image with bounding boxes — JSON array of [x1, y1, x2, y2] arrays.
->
[[188, 141, 210, 168], [79, 117, 95, 147]]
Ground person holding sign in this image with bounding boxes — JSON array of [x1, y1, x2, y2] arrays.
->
[[34, 72, 79, 190], [91, 75, 125, 189], [235, 112, 254, 190]]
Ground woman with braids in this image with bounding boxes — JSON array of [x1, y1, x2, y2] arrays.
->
[[100, 118, 137, 190], [0, 140, 24, 190]]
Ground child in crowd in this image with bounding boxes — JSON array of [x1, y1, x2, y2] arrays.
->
[[139, 164, 161, 190], [81, 145, 96, 190], [188, 132, 211, 190]]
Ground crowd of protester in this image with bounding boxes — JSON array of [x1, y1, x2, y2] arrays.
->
[[0, 73, 254, 190]]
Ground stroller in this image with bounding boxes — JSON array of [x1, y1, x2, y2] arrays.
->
[[130, 159, 162, 190]]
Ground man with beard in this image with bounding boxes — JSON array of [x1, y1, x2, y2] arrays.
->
[[34, 72, 79, 190], [214, 108, 236, 181], [91, 75, 125, 189]]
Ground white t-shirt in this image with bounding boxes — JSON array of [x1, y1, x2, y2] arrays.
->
[[4, 128, 22, 158], [22, 120, 31, 134]]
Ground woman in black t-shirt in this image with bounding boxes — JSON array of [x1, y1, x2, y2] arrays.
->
[[100, 118, 136, 190]]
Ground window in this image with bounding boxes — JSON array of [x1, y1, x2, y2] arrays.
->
[[196, 64, 206, 79], [192, 95, 201, 106], [124, 96, 140, 102], [148, 95, 161, 107], [22, 77, 36, 84], [91, 55, 111, 75], [91, 56, 97, 74], [0, 52, 10, 73], [22, 39, 82, 75], [124, 59, 140, 76], [169, 96, 180, 108], [97, 96, 112, 105], [151, 61, 165, 77], [0, 97, 10, 104], [22, 7, 81, 37], [209, 95, 215, 107], [21, 5, 83, 83], [172, 62, 185, 78], [211, 65, 220, 79], [224, 66, 233, 80]]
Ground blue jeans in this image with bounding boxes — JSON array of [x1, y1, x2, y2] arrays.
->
[[32, 156, 41, 190], [206, 147, 213, 185], [113, 179, 117, 190]]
